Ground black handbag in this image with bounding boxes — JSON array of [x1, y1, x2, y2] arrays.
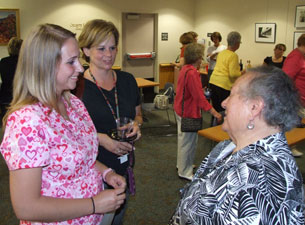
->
[[181, 69, 202, 132]]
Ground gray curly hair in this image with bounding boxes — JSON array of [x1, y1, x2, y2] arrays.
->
[[240, 66, 302, 132]]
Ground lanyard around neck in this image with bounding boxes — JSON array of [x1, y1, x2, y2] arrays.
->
[[89, 69, 120, 120]]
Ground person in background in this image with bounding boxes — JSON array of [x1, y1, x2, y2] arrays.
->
[[173, 32, 195, 68], [77, 19, 142, 225], [0, 24, 126, 225], [188, 31, 198, 42], [283, 34, 305, 157], [174, 43, 222, 181], [263, 43, 286, 69], [0, 37, 23, 124], [209, 31, 245, 113], [206, 32, 226, 80], [170, 66, 304, 225]]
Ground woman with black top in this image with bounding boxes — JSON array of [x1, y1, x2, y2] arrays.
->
[[0, 37, 23, 123], [263, 43, 286, 69], [77, 19, 142, 225]]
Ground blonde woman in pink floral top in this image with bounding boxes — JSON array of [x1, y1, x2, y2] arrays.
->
[[0, 24, 126, 225]]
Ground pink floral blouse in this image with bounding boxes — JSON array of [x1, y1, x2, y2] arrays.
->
[[0, 95, 103, 225]]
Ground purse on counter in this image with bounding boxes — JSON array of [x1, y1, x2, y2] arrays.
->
[[181, 69, 202, 132]]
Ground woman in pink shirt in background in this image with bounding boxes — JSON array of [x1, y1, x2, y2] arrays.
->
[[282, 34, 305, 157]]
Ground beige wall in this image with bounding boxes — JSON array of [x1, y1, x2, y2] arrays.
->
[[0, 0, 195, 81], [194, 0, 304, 66], [1, 0, 303, 75]]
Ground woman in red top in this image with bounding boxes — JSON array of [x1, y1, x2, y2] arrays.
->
[[174, 43, 222, 180], [283, 34, 305, 106], [282, 34, 305, 157], [173, 32, 194, 69]]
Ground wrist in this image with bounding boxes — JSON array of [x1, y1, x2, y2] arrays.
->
[[90, 197, 95, 214], [102, 168, 113, 182], [134, 120, 142, 128]]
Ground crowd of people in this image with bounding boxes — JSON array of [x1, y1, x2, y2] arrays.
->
[[171, 30, 305, 224], [0, 22, 304, 224]]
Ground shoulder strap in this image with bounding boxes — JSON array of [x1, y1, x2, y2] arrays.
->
[[181, 69, 192, 117]]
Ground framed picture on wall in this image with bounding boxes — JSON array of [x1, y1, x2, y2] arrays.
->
[[0, 9, 20, 45], [295, 5, 305, 28], [255, 23, 276, 43], [294, 31, 305, 49]]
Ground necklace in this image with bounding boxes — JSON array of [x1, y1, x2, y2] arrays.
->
[[89, 69, 120, 120]]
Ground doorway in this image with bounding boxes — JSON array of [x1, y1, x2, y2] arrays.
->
[[122, 13, 157, 80]]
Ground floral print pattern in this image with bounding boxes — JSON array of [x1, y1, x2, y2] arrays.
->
[[0, 95, 103, 225]]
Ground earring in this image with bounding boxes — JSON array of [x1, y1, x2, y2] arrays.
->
[[247, 121, 254, 130]]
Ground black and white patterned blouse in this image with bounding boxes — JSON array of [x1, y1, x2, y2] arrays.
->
[[170, 132, 305, 225]]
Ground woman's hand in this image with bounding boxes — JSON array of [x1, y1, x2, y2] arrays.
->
[[97, 133, 134, 156], [104, 170, 127, 189], [126, 121, 141, 141], [210, 108, 223, 125], [93, 188, 126, 214], [215, 112, 223, 124]]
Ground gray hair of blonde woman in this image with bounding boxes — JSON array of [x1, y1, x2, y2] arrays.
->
[[184, 43, 205, 65], [240, 66, 301, 132], [227, 31, 241, 47], [7, 37, 23, 56], [78, 19, 119, 62], [3, 24, 75, 126]]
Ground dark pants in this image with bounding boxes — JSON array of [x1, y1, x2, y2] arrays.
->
[[101, 180, 130, 225], [209, 83, 230, 112], [207, 69, 213, 83]]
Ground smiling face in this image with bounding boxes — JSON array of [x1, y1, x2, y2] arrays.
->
[[56, 38, 84, 96], [84, 35, 117, 71], [221, 76, 252, 139]]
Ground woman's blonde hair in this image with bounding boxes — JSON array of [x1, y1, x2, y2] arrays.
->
[[78, 19, 119, 62], [3, 24, 75, 126]]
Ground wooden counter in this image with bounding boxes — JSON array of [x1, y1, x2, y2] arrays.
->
[[159, 63, 175, 89], [198, 118, 305, 146]]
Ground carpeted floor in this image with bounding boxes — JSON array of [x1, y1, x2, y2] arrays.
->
[[0, 104, 305, 225]]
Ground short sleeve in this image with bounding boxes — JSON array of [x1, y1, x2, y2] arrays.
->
[[263, 57, 268, 64], [131, 76, 141, 106], [0, 106, 50, 170]]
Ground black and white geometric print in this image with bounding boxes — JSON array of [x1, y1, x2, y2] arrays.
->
[[170, 132, 305, 225]]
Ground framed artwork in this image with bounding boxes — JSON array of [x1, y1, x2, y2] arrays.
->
[[293, 31, 305, 49], [255, 23, 276, 43], [0, 9, 20, 45], [295, 5, 305, 28]]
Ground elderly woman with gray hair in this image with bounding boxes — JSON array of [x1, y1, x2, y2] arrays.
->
[[174, 43, 222, 181], [209, 31, 246, 113], [170, 66, 305, 225]]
